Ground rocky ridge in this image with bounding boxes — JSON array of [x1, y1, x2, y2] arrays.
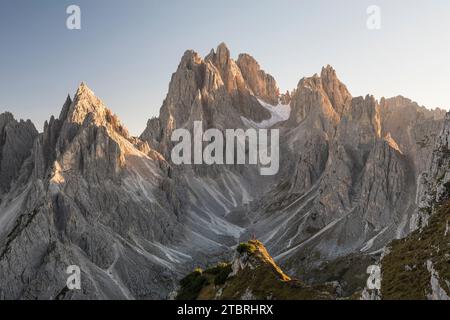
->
[[0, 42, 448, 299], [176, 240, 339, 300], [0, 112, 37, 197]]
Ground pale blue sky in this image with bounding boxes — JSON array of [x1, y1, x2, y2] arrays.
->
[[1, 0, 449, 135]]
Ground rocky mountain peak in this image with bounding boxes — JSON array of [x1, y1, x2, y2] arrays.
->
[[141, 43, 284, 155], [237, 53, 280, 105], [320, 65, 352, 116], [288, 71, 335, 131], [381, 95, 446, 121], [76, 81, 90, 93], [61, 82, 129, 138], [205, 42, 232, 70], [379, 95, 446, 176], [320, 64, 339, 79], [179, 50, 203, 70], [0, 112, 38, 195], [59, 95, 73, 121], [204, 43, 245, 96], [287, 65, 352, 132], [338, 95, 381, 143], [215, 42, 231, 66], [0, 112, 15, 126], [70, 82, 104, 120], [32, 83, 134, 180], [204, 43, 280, 105], [1, 45, 449, 301]]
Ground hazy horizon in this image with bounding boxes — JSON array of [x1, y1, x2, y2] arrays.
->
[[1, 0, 450, 135]]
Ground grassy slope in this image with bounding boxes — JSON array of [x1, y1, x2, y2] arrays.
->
[[177, 240, 337, 300], [381, 200, 450, 299]]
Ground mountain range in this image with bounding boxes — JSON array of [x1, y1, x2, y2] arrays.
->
[[0, 43, 448, 300]]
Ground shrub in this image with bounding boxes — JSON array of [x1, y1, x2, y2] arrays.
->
[[213, 263, 233, 286], [176, 268, 208, 300], [237, 242, 257, 255]]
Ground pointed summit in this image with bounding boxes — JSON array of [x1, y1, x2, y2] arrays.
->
[[66, 82, 107, 125], [0, 111, 15, 125], [75, 82, 96, 100], [58, 94, 72, 121], [179, 50, 203, 70], [205, 42, 231, 68], [319, 65, 352, 116], [216, 42, 230, 62], [237, 53, 280, 105], [321, 64, 336, 77]]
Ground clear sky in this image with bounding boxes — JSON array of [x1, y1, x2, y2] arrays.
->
[[1, 0, 449, 135]]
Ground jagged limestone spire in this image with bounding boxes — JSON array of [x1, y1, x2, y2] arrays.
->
[[75, 81, 95, 99]]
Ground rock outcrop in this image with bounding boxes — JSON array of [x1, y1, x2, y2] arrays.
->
[[176, 240, 339, 300], [140, 43, 281, 158], [412, 112, 450, 230], [0, 84, 186, 299], [379, 112, 450, 300], [0, 112, 37, 196], [0, 43, 448, 300], [379, 96, 446, 177], [236, 53, 280, 105], [381, 199, 450, 300]]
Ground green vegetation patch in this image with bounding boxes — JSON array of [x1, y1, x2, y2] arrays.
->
[[177, 263, 233, 300], [381, 200, 450, 299], [176, 268, 208, 300], [220, 259, 335, 300], [177, 240, 337, 300], [205, 262, 233, 286], [237, 242, 257, 255]]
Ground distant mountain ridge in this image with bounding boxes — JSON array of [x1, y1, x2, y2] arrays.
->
[[0, 43, 448, 299]]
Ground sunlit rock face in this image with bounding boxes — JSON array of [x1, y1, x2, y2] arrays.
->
[[1, 83, 185, 299], [381, 115, 450, 299], [140, 42, 282, 159], [379, 96, 446, 178], [0, 43, 447, 299]]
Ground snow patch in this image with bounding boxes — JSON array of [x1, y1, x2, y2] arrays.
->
[[241, 99, 291, 129]]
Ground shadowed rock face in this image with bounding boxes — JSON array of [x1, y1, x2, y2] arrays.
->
[[381, 114, 450, 299], [0, 43, 447, 299], [413, 112, 450, 231], [0, 84, 195, 299], [381, 200, 450, 300], [245, 93, 417, 280], [379, 96, 446, 177], [0, 112, 37, 196]]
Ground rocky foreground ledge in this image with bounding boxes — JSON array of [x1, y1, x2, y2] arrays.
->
[[175, 240, 341, 300]]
